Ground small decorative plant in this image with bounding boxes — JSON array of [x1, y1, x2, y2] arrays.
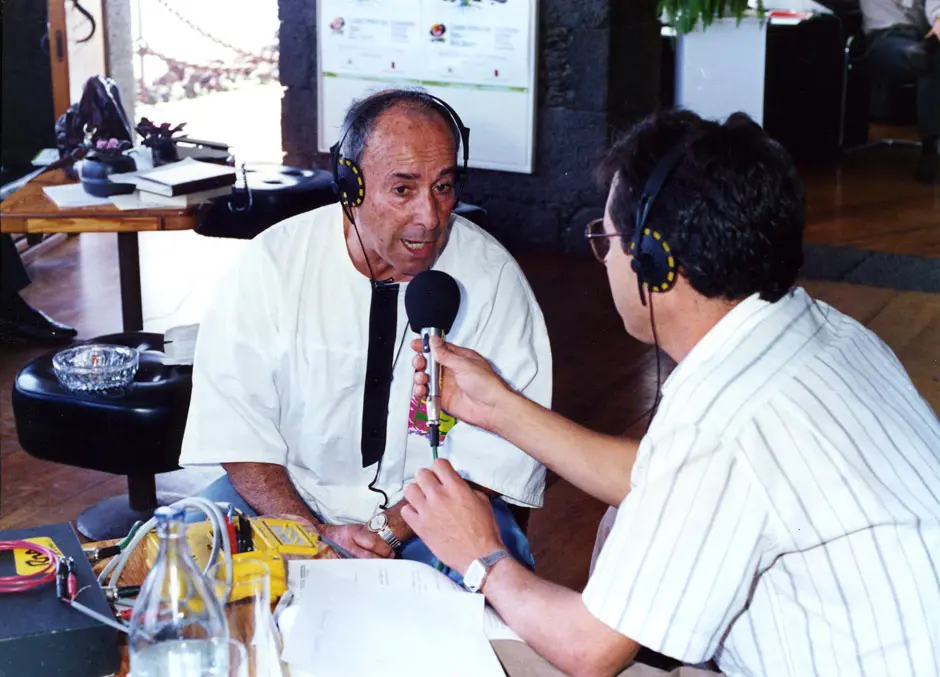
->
[[91, 137, 133, 157], [135, 117, 187, 165], [135, 117, 187, 147], [660, 0, 764, 35]]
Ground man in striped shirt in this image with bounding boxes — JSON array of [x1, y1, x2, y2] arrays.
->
[[401, 109, 940, 676]]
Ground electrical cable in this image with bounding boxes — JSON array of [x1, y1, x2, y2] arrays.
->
[[0, 540, 59, 594], [101, 497, 232, 603], [118, 521, 144, 550], [4, 500, 233, 636], [66, 598, 130, 633], [645, 295, 664, 435]]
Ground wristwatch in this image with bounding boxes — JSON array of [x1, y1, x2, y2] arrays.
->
[[463, 549, 509, 593], [367, 513, 401, 550]]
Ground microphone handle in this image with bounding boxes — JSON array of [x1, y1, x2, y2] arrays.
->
[[421, 327, 444, 426]]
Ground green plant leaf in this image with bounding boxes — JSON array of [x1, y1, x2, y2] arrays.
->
[[659, 0, 756, 35]]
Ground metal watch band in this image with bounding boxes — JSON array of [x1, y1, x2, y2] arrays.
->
[[480, 548, 509, 570], [465, 548, 509, 593], [379, 526, 401, 550]]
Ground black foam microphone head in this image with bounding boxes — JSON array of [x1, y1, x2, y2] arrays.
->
[[405, 270, 461, 333]]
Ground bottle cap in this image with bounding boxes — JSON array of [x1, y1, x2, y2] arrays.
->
[[154, 505, 185, 522]]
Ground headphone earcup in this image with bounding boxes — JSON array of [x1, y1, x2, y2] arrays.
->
[[633, 229, 677, 295], [335, 157, 365, 207]]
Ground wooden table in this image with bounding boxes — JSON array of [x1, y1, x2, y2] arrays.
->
[[0, 169, 202, 331]]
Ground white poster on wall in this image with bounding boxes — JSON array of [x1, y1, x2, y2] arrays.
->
[[317, 0, 539, 174]]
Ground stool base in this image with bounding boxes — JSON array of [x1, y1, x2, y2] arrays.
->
[[76, 492, 186, 541]]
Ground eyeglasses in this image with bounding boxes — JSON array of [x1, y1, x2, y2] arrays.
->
[[584, 218, 622, 264]]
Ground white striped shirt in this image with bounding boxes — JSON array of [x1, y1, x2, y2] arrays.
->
[[582, 287, 940, 677]]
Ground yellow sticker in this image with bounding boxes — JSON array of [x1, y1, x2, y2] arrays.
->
[[12, 537, 62, 575]]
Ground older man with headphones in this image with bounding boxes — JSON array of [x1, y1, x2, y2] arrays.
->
[[404, 109, 940, 676], [179, 89, 552, 576]]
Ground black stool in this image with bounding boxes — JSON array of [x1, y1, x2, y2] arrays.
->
[[11, 332, 192, 540]]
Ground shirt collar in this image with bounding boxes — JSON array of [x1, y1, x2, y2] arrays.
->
[[661, 291, 773, 394]]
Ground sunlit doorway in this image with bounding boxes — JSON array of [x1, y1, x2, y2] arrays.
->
[[122, 0, 283, 334], [130, 0, 282, 164]]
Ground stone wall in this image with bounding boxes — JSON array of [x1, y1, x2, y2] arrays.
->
[[278, 0, 660, 254]]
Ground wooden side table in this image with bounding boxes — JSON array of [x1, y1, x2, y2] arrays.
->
[[0, 169, 202, 331]]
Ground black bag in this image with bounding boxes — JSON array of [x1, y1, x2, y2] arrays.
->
[[54, 75, 134, 167]]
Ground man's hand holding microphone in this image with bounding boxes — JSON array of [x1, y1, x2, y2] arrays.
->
[[402, 334, 522, 578], [409, 335, 514, 435]]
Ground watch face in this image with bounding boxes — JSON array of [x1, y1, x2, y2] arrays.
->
[[368, 513, 388, 531], [464, 559, 486, 592]]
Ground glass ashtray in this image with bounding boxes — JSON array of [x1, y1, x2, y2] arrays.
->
[[52, 344, 140, 392]]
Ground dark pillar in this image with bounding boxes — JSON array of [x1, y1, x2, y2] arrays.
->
[[278, 0, 661, 255]]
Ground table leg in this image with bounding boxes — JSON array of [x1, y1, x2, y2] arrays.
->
[[117, 231, 144, 331]]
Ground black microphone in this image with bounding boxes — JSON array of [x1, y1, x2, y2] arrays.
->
[[405, 270, 461, 454]]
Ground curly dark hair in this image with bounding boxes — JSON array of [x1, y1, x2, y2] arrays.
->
[[598, 109, 805, 303]]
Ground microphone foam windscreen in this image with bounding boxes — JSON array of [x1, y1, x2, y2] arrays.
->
[[405, 270, 461, 333]]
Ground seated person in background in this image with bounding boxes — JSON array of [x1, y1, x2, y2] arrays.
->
[[179, 89, 552, 576], [403, 109, 940, 677], [860, 0, 940, 183], [0, 233, 77, 344]]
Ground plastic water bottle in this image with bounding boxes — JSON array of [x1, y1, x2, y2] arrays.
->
[[128, 506, 229, 676]]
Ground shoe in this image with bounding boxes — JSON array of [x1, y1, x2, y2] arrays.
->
[[0, 294, 77, 345], [914, 138, 939, 185]]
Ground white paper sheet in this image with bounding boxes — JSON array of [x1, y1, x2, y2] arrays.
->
[[41, 183, 112, 208], [287, 558, 522, 641], [281, 564, 506, 677], [108, 193, 172, 211]]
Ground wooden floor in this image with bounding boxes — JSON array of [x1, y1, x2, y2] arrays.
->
[[1, 139, 938, 595]]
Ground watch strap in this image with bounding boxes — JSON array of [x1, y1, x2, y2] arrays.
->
[[466, 548, 509, 593], [379, 526, 401, 550], [480, 548, 509, 570]]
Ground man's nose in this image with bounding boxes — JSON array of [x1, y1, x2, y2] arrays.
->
[[416, 189, 442, 231]]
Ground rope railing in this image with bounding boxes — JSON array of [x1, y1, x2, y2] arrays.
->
[[135, 0, 279, 104], [136, 42, 278, 104]]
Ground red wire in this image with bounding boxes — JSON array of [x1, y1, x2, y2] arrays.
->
[[0, 540, 59, 594]]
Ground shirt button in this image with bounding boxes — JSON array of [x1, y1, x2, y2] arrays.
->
[[372, 376, 381, 386], [370, 428, 379, 438], [377, 335, 386, 343]]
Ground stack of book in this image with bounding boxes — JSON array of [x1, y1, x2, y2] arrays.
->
[[113, 158, 237, 207]]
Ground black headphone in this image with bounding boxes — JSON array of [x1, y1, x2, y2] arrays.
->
[[629, 142, 685, 306], [329, 90, 471, 211]]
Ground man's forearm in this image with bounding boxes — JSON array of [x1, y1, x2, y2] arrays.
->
[[492, 393, 638, 507], [483, 559, 638, 677], [222, 462, 322, 526]]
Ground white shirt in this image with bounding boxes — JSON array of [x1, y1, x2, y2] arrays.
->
[[583, 287, 940, 677], [180, 203, 552, 525]]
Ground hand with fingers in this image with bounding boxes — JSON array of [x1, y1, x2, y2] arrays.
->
[[410, 335, 514, 434], [401, 458, 504, 575], [928, 17, 940, 42], [319, 523, 395, 559], [262, 513, 393, 559]]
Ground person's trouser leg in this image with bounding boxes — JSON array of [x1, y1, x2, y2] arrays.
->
[[866, 25, 940, 139], [0, 234, 30, 301], [920, 45, 940, 140], [398, 497, 535, 585]]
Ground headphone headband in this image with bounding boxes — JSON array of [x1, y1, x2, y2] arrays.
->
[[330, 90, 471, 208], [633, 142, 686, 239], [629, 142, 686, 305]]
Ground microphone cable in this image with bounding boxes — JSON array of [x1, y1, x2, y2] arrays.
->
[[345, 203, 393, 509], [620, 294, 664, 436], [645, 293, 664, 435]]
